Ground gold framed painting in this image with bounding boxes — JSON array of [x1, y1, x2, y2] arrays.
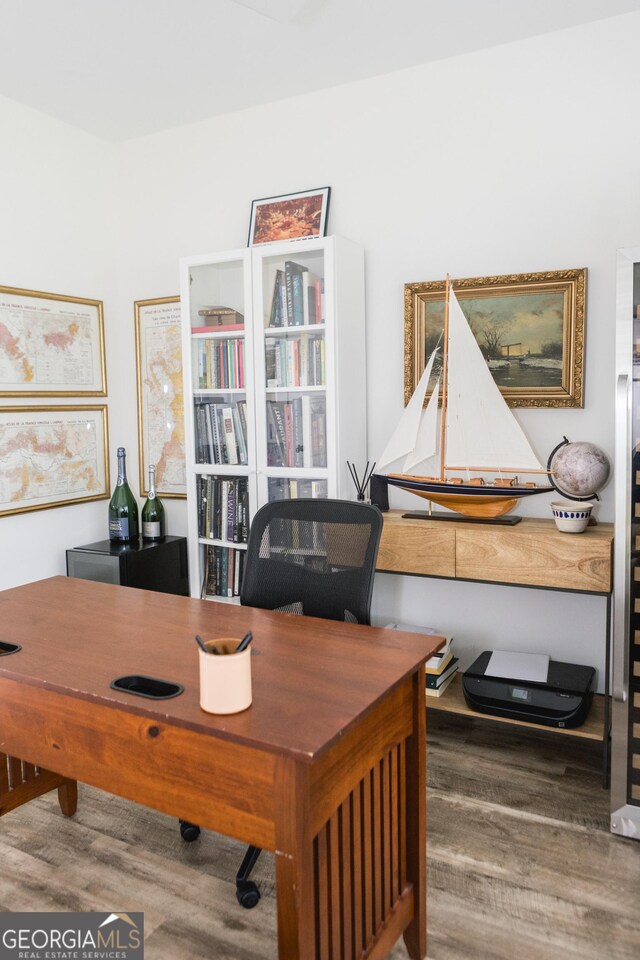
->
[[0, 285, 106, 396], [404, 268, 586, 408], [134, 296, 186, 498], [0, 405, 109, 517]]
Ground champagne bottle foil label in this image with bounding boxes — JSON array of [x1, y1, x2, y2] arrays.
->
[[143, 521, 161, 539], [109, 517, 129, 538]]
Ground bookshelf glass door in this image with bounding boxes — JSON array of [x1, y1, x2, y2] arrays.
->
[[258, 245, 329, 502], [184, 254, 254, 602]]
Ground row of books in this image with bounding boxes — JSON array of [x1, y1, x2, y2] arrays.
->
[[265, 334, 325, 388], [266, 397, 327, 469], [203, 545, 245, 599], [268, 261, 324, 328], [194, 399, 248, 465], [425, 637, 459, 697], [194, 337, 245, 390], [268, 477, 328, 500], [196, 475, 249, 543]]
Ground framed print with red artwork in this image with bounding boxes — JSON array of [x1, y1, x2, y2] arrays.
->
[[248, 187, 331, 245]]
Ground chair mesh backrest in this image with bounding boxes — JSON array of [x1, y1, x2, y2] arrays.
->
[[240, 499, 383, 624]]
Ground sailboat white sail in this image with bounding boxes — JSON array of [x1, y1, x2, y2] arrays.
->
[[374, 280, 552, 519], [443, 289, 545, 475], [377, 349, 438, 473]]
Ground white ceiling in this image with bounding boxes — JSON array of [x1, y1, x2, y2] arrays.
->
[[1, 0, 639, 142]]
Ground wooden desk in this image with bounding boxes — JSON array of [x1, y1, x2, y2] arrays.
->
[[0, 576, 440, 960], [377, 511, 614, 778]]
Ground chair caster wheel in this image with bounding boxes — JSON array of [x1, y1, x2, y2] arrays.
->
[[179, 820, 201, 842], [236, 879, 260, 908]]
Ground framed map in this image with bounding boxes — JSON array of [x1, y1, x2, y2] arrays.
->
[[0, 406, 109, 517], [0, 285, 106, 396], [134, 297, 186, 498]]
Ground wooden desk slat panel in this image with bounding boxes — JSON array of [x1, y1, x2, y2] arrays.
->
[[0, 751, 74, 818], [311, 737, 411, 960], [456, 523, 612, 592], [0, 677, 277, 850], [377, 517, 455, 577]]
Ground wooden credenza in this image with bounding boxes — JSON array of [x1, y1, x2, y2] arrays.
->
[[376, 511, 614, 778]]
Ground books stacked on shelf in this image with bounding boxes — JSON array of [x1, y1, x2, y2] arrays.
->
[[268, 477, 328, 500], [197, 476, 249, 543], [267, 262, 324, 327], [193, 305, 244, 333], [195, 337, 245, 389], [194, 399, 248, 465], [266, 396, 327, 468], [424, 638, 459, 698], [265, 334, 325, 387], [203, 544, 245, 599]]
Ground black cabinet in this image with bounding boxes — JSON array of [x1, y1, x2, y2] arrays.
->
[[66, 536, 189, 596]]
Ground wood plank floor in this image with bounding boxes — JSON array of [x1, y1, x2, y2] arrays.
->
[[1, 712, 639, 960]]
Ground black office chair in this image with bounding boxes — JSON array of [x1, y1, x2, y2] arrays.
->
[[179, 497, 383, 908]]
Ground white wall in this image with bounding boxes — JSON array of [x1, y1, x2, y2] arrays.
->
[[4, 12, 639, 689], [0, 95, 116, 589]]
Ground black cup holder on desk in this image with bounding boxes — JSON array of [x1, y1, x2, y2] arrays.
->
[[111, 675, 184, 700], [0, 641, 22, 656]]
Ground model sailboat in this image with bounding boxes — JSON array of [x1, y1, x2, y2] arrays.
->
[[374, 279, 552, 518]]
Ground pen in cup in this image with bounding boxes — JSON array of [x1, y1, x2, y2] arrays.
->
[[195, 634, 220, 655], [236, 631, 253, 653]]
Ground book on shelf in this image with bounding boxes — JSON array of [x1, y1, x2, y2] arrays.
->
[[192, 323, 245, 334], [197, 476, 249, 543], [425, 657, 459, 690], [266, 264, 324, 329], [197, 306, 244, 326], [269, 270, 285, 327], [222, 406, 239, 465], [284, 261, 307, 326], [204, 544, 245, 599], [195, 399, 248, 465], [302, 269, 322, 325], [425, 669, 457, 698], [264, 333, 325, 388], [424, 638, 454, 675], [195, 337, 245, 389], [266, 396, 326, 468]]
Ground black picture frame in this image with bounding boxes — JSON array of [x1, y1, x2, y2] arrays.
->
[[248, 186, 331, 246]]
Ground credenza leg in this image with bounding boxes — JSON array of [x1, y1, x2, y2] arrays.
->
[[274, 757, 315, 960], [57, 780, 78, 817], [403, 672, 427, 960]]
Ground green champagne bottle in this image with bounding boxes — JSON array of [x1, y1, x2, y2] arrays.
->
[[142, 464, 166, 540], [108, 447, 139, 542]]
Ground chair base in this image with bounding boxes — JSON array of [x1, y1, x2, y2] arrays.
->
[[235, 844, 261, 908], [178, 822, 262, 908]]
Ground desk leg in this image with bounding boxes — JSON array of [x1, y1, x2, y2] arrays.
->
[[403, 671, 427, 960], [274, 757, 316, 960]]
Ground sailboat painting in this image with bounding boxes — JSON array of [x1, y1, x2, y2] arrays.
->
[[374, 279, 553, 519]]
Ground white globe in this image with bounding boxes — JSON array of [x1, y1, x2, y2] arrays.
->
[[549, 441, 610, 499]]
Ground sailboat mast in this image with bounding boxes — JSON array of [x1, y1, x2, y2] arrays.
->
[[439, 275, 450, 481]]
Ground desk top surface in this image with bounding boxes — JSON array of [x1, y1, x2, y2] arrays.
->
[[0, 577, 440, 762]]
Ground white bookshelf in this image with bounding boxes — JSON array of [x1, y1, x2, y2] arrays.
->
[[180, 236, 366, 602]]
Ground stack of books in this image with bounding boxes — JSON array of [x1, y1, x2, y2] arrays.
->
[[193, 306, 244, 332], [425, 637, 458, 698]]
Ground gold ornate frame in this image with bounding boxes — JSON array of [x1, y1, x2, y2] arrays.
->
[[404, 268, 586, 408], [0, 404, 111, 517], [0, 285, 106, 397], [134, 296, 186, 498]]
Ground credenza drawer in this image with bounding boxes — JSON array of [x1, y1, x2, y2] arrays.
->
[[377, 518, 455, 578]]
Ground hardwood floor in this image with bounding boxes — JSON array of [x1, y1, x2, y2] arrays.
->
[[1, 712, 639, 959]]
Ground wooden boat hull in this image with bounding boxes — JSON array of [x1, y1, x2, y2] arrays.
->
[[381, 473, 553, 519]]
